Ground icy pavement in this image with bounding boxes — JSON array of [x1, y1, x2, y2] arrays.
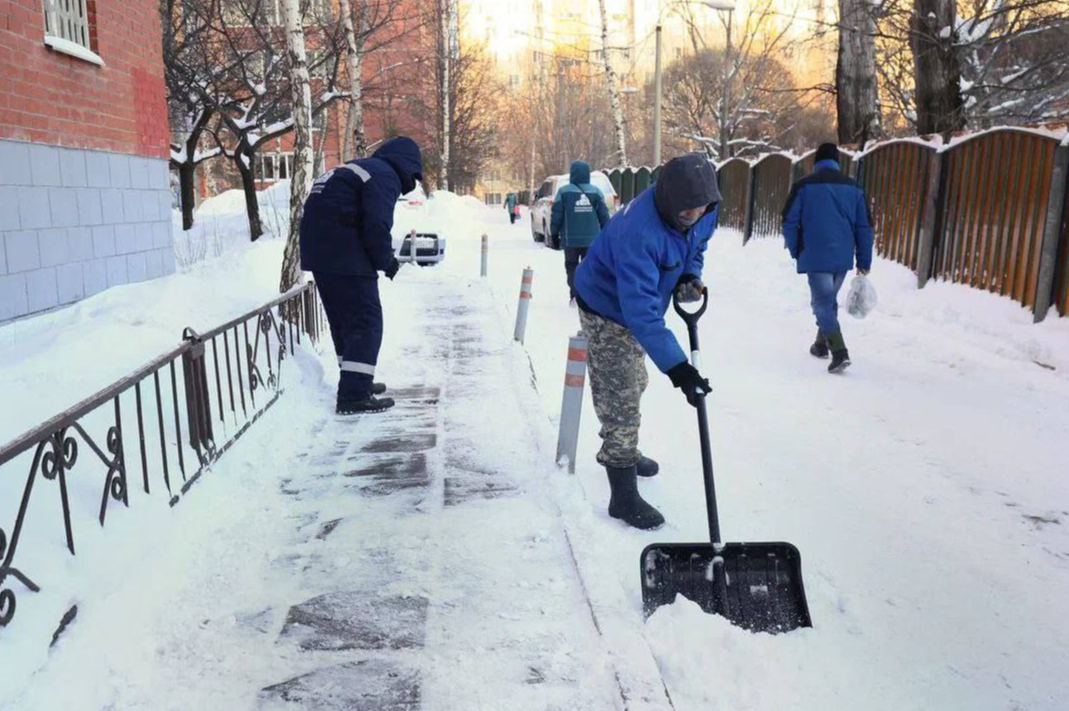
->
[[1, 257, 658, 710]]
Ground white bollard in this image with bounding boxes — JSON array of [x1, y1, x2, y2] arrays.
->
[[556, 332, 588, 473], [513, 267, 534, 343], [407, 229, 418, 263], [480, 234, 488, 277]]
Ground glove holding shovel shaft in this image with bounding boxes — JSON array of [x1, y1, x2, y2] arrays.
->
[[667, 361, 711, 407]]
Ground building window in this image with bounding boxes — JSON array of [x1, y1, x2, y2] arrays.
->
[[258, 153, 293, 183], [485, 193, 502, 205], [42, 0, 103, 64]]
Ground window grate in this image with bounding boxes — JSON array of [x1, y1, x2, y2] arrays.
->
[[43, 0, 92, 50]]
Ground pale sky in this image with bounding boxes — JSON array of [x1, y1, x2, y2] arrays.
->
[[460, 0, 832, 86]]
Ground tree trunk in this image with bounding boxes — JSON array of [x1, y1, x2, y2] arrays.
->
[[236, 151, 263, 242], [339, 0, 366, 160], [597, 0, 628, 167], [439, 0, 451, 191], [836, 0, 881, 145], [911, 0, 966, 135], [280, 0, 315, 292], [718, 12, 733, 161], [179, 160, 196, 230]]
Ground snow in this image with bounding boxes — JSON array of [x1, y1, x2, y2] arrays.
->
[[2, 189, 1068, 710]]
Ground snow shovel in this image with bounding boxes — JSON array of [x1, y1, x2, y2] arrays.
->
[[640, 290, 812, 633]]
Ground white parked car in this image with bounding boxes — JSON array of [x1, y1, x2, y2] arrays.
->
[[530, 170, 618, 250], [392, 186, 445, 266]]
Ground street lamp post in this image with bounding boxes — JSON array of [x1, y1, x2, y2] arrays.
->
[[652, 0, 736, 166]]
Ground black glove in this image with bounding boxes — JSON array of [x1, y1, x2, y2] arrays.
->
[[384, 259, 401, 280], [675, 274, 704, 303], [667, 362, 712, 407]]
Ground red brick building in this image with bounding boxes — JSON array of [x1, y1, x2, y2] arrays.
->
[[0, 0, 175, 323]]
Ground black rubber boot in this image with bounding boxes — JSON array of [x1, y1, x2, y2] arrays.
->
[[606, 466, 665, 530], [636, 456, 660, 478], [372, 382, 387, 395], [809, 331, 829, 359], [826, 332, 851, 373], [337, 394, 395, 415]]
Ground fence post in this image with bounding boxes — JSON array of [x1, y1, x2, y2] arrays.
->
[[1033, 143, 1069, 322], [743, 162, 756, 243], [556, 333, 588, 473], [181, 327, 214, 461], [514, 267, 533, 343], [915, 151, 948, 289], [480, 234, 488, 277]]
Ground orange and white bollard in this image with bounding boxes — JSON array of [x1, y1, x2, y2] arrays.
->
[[514, 267, 533, 343], [556, 332, 588, 473], [480, 234, 488, 277]]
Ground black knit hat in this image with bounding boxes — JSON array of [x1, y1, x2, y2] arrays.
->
[[653, 153, 721, 231], [815, 142, 840, 164]]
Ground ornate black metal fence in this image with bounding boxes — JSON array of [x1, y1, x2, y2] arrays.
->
[[0, 283, 324, 630]]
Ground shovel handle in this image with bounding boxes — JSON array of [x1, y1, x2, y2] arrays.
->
[[673, 288, 721, 544]]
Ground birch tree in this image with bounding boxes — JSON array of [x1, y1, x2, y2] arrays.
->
[[439, 0, 453, 190], [279, 0, 315, 293], [597, 0, 628, 167]]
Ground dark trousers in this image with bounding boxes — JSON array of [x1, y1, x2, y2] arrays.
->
[[565, 246, 588, 300], [314, 272, 383, 401]]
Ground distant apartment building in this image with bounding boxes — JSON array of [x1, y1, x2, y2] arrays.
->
[[0, 0, 175, 323]]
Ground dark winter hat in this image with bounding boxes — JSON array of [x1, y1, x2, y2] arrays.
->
[[374, 136, 423, 194], [815, 142, 840, 164], [654, 153, 721, 231]]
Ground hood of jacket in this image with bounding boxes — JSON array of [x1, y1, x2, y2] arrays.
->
[[569, 160, 591, 185], [374, 137, 423, 194], [653, 153, 721, 233]]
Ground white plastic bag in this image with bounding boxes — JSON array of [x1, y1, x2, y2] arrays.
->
[[846, 274, 878, 319]]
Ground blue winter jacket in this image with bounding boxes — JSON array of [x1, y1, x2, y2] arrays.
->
[[781, 159, 874, 274], [575, 188, 718, 373], [299, 137, 423, 277], [551, 161, 611, 249]]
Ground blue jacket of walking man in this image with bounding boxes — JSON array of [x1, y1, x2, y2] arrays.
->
[[299, 136, 423, 414], [574, 153, 720, 531], [781, 142, 874, 373], [551, 160, 610, 302]]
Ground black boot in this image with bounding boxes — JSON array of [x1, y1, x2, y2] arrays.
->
[[636, 456, 660, 478], [337, 394, 395, 415], [372, 382, 387, 395], [826, 332, 851, 373], [606, 466, 665, 530], [809, 331, 829, 359]]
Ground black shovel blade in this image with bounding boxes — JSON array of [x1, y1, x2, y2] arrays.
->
[[641, 542, 812, 633]]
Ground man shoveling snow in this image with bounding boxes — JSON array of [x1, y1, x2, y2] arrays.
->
[[574, 153, 720, 530]]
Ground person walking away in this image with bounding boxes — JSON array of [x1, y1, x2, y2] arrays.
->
[[299, 136, 423, 414], [781, 142, 874, 373], [574, 154, 719, 529], [504, 192, 519, 224], [551, 161, 610, 305]]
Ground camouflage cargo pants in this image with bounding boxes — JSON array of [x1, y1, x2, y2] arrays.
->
[[578, 308, 648, 468]]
